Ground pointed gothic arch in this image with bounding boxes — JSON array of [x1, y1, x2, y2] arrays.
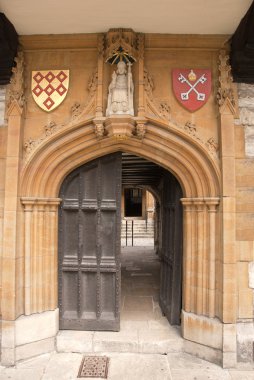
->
[[20, 117, 221, 353]]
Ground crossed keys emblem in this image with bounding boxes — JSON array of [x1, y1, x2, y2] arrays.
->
[[172, 69, 211, 112], [178, 72, 207, 101]]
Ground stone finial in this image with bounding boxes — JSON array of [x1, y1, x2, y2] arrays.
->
[[217, 50, 236, 114]]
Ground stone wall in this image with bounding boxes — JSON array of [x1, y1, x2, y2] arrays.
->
[[235, 83, 254, 362], [237, 83, 254, 157], [0, 87, 6, 127], [0, 85, 6, 315]]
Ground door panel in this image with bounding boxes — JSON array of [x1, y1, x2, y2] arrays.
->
[[59, 152, 122, 331], [159, 172, 183, 325]]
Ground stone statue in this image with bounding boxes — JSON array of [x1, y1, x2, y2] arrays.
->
[[106, 61, 134, 116]]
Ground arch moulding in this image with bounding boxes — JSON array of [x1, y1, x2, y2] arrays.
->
[[19, 116, 222, 363], [20, 117, 220, 199]]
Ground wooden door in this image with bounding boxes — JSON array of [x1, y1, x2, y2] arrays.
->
[[159, 172, 183, 325], [58, 153, 122, 331]]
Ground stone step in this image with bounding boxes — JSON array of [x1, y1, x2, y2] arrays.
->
[[56, 320, 183, 355]]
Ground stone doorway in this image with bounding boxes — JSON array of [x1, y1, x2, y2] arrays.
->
[[58, 151, 183, 331]]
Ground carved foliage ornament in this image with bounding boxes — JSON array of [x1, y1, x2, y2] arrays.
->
[[217, 50, 236, 112], [6, 51, 25, 113], [144, 68, 171, 122]]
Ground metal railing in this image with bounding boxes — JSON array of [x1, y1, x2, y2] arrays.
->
[[124, 220, 134, 246]]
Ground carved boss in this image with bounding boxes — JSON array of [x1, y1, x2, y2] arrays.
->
[[172, 69, 211, 112]]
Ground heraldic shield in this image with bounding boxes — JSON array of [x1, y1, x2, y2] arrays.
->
[[172, 69, 211, 112], [31, 70, 69, 112]]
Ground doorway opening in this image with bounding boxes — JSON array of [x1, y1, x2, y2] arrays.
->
[[120, 153, 183, 326], [58, 152, 183, 332], [124, 188, 143, 217]]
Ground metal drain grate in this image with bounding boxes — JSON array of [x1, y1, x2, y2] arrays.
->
[[78, 356, 109, 378]]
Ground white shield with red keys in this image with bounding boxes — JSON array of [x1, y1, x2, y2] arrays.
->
[[31, 70, 69, 112], [172, 69, 211, 112]]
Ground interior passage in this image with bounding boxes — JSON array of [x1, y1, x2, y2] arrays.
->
[[121, 246, 163, 321]]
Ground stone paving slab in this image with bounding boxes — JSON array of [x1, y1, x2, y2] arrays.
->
[[229, 372, 254, 380], [0, 352, 254, 379], [56, 323, 182, 355], [93, 330, 139, 353]]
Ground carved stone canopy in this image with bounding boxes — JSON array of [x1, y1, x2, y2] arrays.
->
[[105, 28, 140, 63]]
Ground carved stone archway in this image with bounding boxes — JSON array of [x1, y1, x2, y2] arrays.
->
[[1, 32, 238, 368], [19, 115, 221, 357]]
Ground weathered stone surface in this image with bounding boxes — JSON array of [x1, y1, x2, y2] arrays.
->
[[57, 330, 94, 353], [184, 340, 222, 366], [138, 329, 183, 354], [16, 309, 59, 346], [0, 351, 253, 379], [237, 322, 254, 363], [16, 337, 55, 362], [248, 262, 254, 288], [0, 86, 6, 127], [237, 83, 254, 157], [93, 330, 139, 353], [40, 353, 83, 380], [182, 311, 223, 350], [230, 371, 254, 380], [107, 353, 171, 380], [0, 368, 43, 380]]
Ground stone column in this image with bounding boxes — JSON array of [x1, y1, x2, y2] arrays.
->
[[217, 50, 237, 368], [21, 198, 61, 315], [1, 100, 24, 365], [181, 198, 220, 317], [181, 197, 223, 361]]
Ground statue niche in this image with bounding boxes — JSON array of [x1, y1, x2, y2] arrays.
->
[[106, 60, 134, 116]]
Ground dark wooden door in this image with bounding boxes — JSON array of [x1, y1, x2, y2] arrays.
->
[[59, 153, 122, 331], [159, 172, 183, 325]]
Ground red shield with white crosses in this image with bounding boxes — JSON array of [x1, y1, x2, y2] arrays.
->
[[31, 70, 69, 112], [172, 69, 211, 112]]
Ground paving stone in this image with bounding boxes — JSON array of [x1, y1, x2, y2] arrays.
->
[[41, 352, 83, 380], [16, 353, 52, 369], [93, 330, 139, 353], [170, 369, 231, 380], [122, 295, 153, 312], [57, 330, 93, 353], [229, 370, 254, 380], [148, 318, 179, 331], [120, 320, 149, 330], [107, 353, 172, 380], [0, 368, 43, 380], [138, 329, 184, 354], [167, 352, 225, 370]]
